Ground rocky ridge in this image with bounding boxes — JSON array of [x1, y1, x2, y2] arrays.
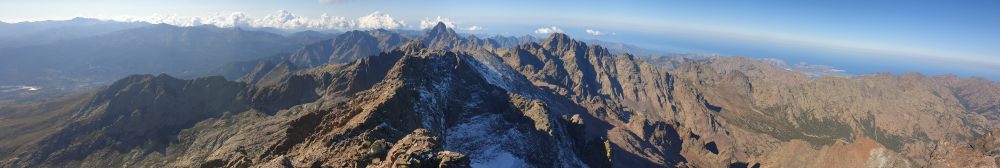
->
[[1, 23, 999, 168]]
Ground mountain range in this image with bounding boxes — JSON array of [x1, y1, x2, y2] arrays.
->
[[0, 22, 998, 168], [0, 19, 554, 105]]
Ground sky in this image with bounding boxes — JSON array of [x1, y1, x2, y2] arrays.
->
[[1, 0, 998, 79]]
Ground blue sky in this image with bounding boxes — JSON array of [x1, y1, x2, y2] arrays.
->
[[1, 0, 998, 78]]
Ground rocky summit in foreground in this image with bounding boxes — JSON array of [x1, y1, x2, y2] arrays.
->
[[1, 23, 999, 168]]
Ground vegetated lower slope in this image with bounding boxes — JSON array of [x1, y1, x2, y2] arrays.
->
[[1, 23, 999, 168]]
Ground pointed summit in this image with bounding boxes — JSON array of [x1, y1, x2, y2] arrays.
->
[[426, 22, 458, 40], [541, 33, 577, 50], [432, 22, 449, 32], [544, 33, 572, 44], [423, 21, 463, 49]]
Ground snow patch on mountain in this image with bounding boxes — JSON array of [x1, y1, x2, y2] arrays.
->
[[461, 54, 588, 167], [471, 147, 527, 168], [464, 54, 540, 98], [415, 61, 452, 131], [445, 114, 529, 168]]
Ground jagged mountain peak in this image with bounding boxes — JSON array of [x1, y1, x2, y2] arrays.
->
[[540, 32, 592, 56], [430, 22, 451, 32], [546, 32, 571, 41], [423, 22, 465, 50], [520, 32, 612, 59], [426, 22, 457, 39], [543, 33, 573, 45]]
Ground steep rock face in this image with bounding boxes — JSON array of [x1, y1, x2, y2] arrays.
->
[[501, 33, 673, 115], [494, 33, 684, 167]]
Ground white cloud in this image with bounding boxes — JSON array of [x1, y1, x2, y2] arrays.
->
[[121, 12, 254, 28], [585, 29, 604, 36], [465, 25, 483, 31], [316, 13, 354, 29], [534, 26, 563, 34], [355, 11, 405, 29], [420, 16, 455, 29], [249, 10, 354, 30], [108, 10, 405, 30]]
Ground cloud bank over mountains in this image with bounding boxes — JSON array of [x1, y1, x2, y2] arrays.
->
[[354, 11, 405, 29], [102, 10, 485, 32], [108, 10, 406, 31]]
